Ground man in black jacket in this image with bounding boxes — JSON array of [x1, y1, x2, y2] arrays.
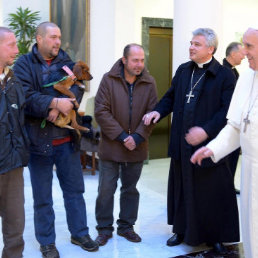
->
[[143, 28, 239, 255], [0, 27, 29, 258], [223, 42, 245, 194], [223, 42, 245, 81], [13, 22, 98, 257]]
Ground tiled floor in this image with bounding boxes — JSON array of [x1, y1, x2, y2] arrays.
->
[[0, 158, 242, 257]]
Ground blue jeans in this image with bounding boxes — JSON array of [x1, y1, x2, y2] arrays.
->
[[95, 160, 143, 235], [29, 142, 88, 246]]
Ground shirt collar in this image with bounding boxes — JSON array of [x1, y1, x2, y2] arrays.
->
[[0, 67, 10, 81], [196, 57, 213, 68]]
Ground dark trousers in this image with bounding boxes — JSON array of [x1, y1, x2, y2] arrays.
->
[[0, 167, 24, 258], [95, 160, 143, 235], [28, 142, 89, 246]]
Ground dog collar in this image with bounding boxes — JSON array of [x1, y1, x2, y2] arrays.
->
[[62, 65, 77, 81]]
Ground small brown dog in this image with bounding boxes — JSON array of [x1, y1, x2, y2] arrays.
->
[[53, 60, 93, 133]]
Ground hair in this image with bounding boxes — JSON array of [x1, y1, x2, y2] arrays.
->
[[35, 21, 59, 38], [123, 43, 144, 58], [225, 42, 242, 57], [248, 26, 258, 32], [0, 27, 14, 42], [192, 28, 218, 54]]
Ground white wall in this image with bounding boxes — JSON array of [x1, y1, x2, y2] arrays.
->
[[222, 0, 258, 45], [221, 0, 258, 73], [135, 0, 174, 40], [115, 0, 174, 60], [4, 0, 258, 112], [173, 0, 223, 74], [82, 0, 117, 113], [86, 0, 173, 111], [172, 0, 258, 74], [0, 0, 49, 26]]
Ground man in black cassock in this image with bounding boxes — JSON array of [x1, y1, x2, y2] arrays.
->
[[222, 42, 245, 194], [143, 28, 239, 255], [223, 42, 244, 81]]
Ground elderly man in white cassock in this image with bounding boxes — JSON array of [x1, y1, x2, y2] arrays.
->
[[191, 27, 258, 258]]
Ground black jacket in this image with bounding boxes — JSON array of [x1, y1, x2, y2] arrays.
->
[[155, 58, 236, 163], [0, 69, 29, 174], [13, 44, 84, 155], [223, 58, 239, 80]]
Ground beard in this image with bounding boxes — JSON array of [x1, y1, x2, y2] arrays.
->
[[125, 65, 144, 76]]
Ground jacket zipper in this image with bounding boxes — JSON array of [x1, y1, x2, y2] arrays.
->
[[128, 84, 133, 134]]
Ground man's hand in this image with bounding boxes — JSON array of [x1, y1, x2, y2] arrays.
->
[[50, 98, 75, 116], [142, 111, 160, 125], [47, 108, 60, 122], [124, 135, 136, 151], [190, 146, 214, 165], [185, 126, 208, 146]]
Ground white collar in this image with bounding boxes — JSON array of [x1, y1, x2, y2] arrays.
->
[[0, 73, 5, 81], [196, 57, 213, 68]]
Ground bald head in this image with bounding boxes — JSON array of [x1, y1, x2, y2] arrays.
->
[[123, 43, 144, 59], [35, 22, 59, 38], [248, 26, 258, 32], [0, 27, 18, 72], [0, 27, 14, 42], [35, 22, 61, 60]]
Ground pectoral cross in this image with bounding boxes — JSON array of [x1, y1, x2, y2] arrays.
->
[[243, 114, 250, 133], [186, 90, 194, 103]]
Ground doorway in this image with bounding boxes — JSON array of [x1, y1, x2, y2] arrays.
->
[[142, 18, 173, 159], [148, 27, 172, 159]]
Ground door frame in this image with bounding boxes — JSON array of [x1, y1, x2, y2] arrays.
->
[[142, 17, 173, 69]]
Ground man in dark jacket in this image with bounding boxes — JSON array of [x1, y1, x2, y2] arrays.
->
[[223, 42, 245, 81], [143, 28, 239, 255], [223, 42, 245, 194], [94, 43, 157, 246], [13, 22, 98, 257], [0, 27, 29, 258]]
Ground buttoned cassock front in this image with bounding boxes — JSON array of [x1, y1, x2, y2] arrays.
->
[[154, 58, 240, 245]]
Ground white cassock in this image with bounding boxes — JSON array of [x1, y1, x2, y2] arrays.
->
[[206, 68, 258, 258]]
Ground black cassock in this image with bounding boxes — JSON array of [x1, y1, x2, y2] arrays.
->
[[155, 58, 239, 245]]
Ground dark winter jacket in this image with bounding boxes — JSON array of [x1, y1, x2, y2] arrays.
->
[[0, 68, 29, 174], [95, 58, 158, 162], [155, 58, 236, 163], [13, 44, 84, 156], [223, 58, 239, 80]]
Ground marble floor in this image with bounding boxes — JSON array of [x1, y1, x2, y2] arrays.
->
[[0, 158, 242, 258]]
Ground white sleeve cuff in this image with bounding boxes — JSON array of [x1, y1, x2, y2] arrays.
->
[[206, 122, 240, 163]]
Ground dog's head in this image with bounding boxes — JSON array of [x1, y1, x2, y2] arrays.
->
[[73, 60, 93, 81]]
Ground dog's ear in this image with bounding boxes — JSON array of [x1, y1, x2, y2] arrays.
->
[[73, 62, 83, 78]]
